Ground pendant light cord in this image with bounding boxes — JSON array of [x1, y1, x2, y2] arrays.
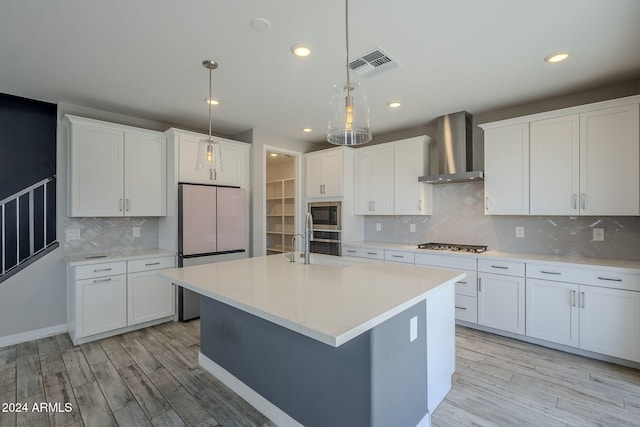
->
[[208, 67, 213, 142], [345, 0, 351, 92]]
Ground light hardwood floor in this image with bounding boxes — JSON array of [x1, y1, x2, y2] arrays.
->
[[1, 322, 639, 427]]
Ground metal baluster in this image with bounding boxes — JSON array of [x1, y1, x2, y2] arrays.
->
[[1, 204, 4, 274], [29, 189, 34, 256]]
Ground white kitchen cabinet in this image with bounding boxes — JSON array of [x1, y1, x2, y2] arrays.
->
[[394, 136, 432, 215], [482, 123, 529, 215], [384, 249, 414, 264], [127, 256, 176, 326], [67, 254, 176, 345], [66, 115, 167, 217], [176, 130, 249, 188], [530, 115, 580, 215], [353, 145, 394, 214], [579, 104, 640, 216], [305, 147, 346, 198], [477, 259, 526, 334], [579, 285, 640, 362], [342, 245, 385, 260], [526, 278, 579, 347]]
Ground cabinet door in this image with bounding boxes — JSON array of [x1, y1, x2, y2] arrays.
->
[[128, 271, 175, 326], [305, 154, 325, 198], [580, 104, 640, 215], [322, 150, 344, 198], [371, 147, 394, 214], [216, 141, 249, 187], [530, 115, 580, 215], [526, 279, 579, 347], [483, 123, 529, 215], [353, 150, 373, 214], [579, 285, 640, 362], [394, 137, 432, 215], [69, 124, 124, 217], [125, 132, 167, 216], [477, 273, 525, 334], [78, 275, 127, 337]]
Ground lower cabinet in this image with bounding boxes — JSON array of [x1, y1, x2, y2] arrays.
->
[[477, 260, 526, 335], [526, 264, 640, 363], [68, 255, 176, 345]]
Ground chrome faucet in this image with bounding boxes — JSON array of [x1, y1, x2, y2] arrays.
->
[[287, 212, 313, 264]]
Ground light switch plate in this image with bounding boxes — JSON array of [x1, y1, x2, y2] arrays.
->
[[376, 223, 381, 232], [133, 227, 141, 237], [516, 226, 525, 238], [410, 224, 416, 233], [66, 229, 81, 241]]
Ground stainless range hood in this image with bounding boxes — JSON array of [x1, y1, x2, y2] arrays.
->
[[419, 111, 483, 184]]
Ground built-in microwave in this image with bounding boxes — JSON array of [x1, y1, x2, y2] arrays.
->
[[308, 201, 341, 230]]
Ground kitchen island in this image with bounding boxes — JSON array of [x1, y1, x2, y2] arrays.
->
[[158, 254, 464, 427]]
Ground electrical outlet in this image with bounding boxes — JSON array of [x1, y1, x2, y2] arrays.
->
[[409, 316, 418, 342], [133, 227, 141, 237], [66, 229, 81, 241], [410, 224, 416, 233], [515, 226, 525, 238], [593, 228, 604, 241], [376, 223, 381, 232]]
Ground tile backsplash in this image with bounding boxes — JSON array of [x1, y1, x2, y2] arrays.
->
[[364, 182, 640, 261], [63, 217, 159, 255]]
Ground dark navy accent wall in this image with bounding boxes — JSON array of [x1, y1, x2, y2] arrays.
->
[[0, 93, 56, 200], [200, 297, 428, 427]]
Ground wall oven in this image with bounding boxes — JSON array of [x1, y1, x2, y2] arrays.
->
[[308, 202, 341, 256]]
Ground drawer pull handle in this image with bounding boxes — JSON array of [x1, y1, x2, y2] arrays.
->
[[392, 255, 404, 258], [455, 306, 467, 310], [580, 291, 585, 308], [145, 262, 161, 266], [540, 270, 561, 275], [478, 277, 482, 292], [571, 290, 576, 307], [597, 276, 622, 282], [347, 250, 356, 253], [491, 265, 509, 269], [93, 278, 112, 283], [93, 268, 112, 272], [457, 281, 467, 284], [367, 252, 378, 255]]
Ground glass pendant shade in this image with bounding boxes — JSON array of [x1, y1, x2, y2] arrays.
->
[[327, 81, 372, 145], [196, 138, 222, 171]]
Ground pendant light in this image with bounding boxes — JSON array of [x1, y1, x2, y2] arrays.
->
[[196, 60, 222, 172], [327, 0, 372, 145]]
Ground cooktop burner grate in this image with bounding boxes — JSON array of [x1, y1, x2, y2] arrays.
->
[[417, 243, 488, 253]]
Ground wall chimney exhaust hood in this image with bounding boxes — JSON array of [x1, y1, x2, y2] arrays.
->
[[419, 111, 483, 184]]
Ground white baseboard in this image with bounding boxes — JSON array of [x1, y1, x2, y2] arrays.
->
[[0, 324, 67, 348], [198, 352, 303, 427]]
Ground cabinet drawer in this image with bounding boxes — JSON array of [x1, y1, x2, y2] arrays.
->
[[455, 295, 478, 323], [384, 250, 415, 264], [455, 270, 478, 297], [342, 246, 385, 260], [527, 263, 640, 291], [128, 256, 175, 274], [414, 253, 477, 271], [478, 259, 525, 276], [75, 261, 127, 280]]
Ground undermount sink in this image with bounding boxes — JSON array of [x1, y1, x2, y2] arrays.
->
[[287, 253, 364, 268]]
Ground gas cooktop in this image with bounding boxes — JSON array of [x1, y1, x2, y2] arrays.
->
[[417, 243, 488, 253]]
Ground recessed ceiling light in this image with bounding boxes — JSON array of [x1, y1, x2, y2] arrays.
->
[[205, 98, 220, 105], [544, 52, 570, 63], [269, 153, 278, 157], [250, 17, 271, 31], [291, 44, 311, 57], [387, 101, 401, 108], [302, 128, 312, 133]]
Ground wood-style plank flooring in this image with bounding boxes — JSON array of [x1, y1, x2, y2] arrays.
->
[[1, 322, 639, 426]]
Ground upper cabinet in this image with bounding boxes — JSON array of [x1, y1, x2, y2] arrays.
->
[[353, 136, 432, 216], [173, 129, 249, 188], [66, 115, 166, 217], [481, 96, 640, 216], [305, 147, 346, 198]]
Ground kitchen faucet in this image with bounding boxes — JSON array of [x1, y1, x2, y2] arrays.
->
[[287, 212, 313, 264]]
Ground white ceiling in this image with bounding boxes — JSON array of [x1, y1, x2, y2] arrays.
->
[[1, 0, 639, 144]]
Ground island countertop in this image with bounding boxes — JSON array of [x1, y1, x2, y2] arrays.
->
[[158, 254, 465, 347]]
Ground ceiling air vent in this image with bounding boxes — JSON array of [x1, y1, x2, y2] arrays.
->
[[349, 48, 401, 77]]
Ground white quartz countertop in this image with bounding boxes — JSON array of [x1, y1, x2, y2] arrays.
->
[[343, 241, 640, 273], [65, 248, 176, 266], [158, 254, 464, 347]]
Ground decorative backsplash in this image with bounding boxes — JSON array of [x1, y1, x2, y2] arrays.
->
[[63, 217, 160, 255], [364, 182, 640, 261]]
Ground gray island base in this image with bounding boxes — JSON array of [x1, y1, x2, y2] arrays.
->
[[159, 254, 462, 426]]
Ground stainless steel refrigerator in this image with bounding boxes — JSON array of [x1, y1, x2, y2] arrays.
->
[[178, 184, 246, 320]]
